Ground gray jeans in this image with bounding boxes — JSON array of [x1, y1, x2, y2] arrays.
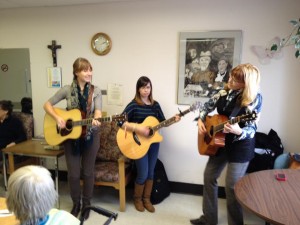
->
[[202, 148, 249, 225], [64, 127, 100, 205]]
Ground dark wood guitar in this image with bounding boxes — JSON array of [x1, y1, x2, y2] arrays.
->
[[117, 102, 201, 159], [198, 112, 257, 156], [44, 108, 126, 146]]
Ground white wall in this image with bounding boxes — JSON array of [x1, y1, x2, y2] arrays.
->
[[1, 0, 299, 186]]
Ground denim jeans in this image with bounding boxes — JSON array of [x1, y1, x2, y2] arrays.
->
[[135, 142, 159, 184], [202, 148, 249, 225]]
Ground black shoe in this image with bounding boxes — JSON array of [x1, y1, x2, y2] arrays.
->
[[70, 203, 81, 217], [81, 204, 91, 221], [190, 218, 204, 225], [190, 217, 214, 225]]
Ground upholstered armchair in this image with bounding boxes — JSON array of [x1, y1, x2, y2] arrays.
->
[[94, 121, 133, 212], [12, 112, 34, 139]]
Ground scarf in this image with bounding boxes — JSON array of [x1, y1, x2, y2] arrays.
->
[[69, 80, 94, 154]]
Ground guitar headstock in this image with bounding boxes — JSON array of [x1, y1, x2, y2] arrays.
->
[[240, 111, 258, 122], [189, 101, 202, 112], [112, 113, 127, 122]]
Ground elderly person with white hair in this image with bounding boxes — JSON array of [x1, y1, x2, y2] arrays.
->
[[6, 165, 80, 225]]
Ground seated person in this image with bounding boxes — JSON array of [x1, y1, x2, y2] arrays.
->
[[0, 100, 27, 151], [6, 165, 80, 225]]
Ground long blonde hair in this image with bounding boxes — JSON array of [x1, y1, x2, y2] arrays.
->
[[229, 63, 260, 107]]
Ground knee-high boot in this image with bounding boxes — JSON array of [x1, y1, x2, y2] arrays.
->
[[134, 183, 145, 212], [143, 180, 155, 212]]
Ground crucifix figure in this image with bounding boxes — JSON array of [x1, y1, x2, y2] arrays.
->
[[47, 40, 61, 67]]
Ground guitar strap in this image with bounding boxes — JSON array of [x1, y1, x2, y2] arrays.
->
[[86, 84, 94, 117], [228, 91, 242, 119], [80, 84, 94, 140], [229, 104, 241, 119]]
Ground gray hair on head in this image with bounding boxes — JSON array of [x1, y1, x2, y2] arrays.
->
[[6, 165, 58, 225]]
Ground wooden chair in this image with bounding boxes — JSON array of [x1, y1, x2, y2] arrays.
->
[[93, 121, 133, 212]]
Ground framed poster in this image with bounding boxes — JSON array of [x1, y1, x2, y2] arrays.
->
[[177, 30, 242, 105]]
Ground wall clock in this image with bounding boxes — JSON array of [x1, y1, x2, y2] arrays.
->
[[91, 33, 112, 56]]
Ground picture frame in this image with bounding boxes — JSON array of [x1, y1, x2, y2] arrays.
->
[[47, 67, 62, 88], [177, 30, 242, 105]]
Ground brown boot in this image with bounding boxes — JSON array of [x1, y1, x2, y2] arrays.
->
[[134, 183, 145, 212], [143, 180, 155, 212]]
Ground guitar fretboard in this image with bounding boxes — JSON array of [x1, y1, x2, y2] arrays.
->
[[214, 117, 240, 133], [73, 116, 112, 126], [152, 107, 191, 132], [213, 113, 256, 134]]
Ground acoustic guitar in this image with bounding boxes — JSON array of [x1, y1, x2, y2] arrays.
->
[[198, 112, 257, 156], [117, 102, 201, 159], [44, 108, 126, 146]]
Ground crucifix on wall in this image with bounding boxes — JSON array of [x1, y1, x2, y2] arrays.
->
[[47, 40, 61, 67]]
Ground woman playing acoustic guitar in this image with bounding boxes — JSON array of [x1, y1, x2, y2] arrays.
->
[[190, 63, 262, 225], [120, 76, 180, 213], [43, 58, 102, 221]]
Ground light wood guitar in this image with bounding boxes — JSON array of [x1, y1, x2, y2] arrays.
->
[[198, 112, 257, 156], [117, 102, 201, 159], [44, 108, 126, 146]]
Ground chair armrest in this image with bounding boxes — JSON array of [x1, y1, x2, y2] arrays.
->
[[117, 156, 126, 164]]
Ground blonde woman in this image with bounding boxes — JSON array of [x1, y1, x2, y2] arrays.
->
[[191, 63, 262, 225]]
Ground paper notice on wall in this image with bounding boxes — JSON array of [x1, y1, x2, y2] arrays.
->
[[107, 83, 123, 105], [47, 67, 62, 88]]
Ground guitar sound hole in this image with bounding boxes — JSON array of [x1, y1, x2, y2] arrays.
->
[[204, 135, 211, 144], [148, 128, 154, 137], [209, 126, 214, 137], [65, 119, 73, 131]]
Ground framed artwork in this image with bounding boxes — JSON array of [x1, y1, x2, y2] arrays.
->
[[47, 67, 62, 88], [177, 30, 242, 105]]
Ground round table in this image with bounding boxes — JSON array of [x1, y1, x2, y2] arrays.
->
[[235, 169, 300, 225], [0, 197, 19, 225]]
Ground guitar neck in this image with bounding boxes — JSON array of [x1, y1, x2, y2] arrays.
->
[[214, 117, 241, 133], [73, 116, 112, 127], [152, 107, 191, 132]]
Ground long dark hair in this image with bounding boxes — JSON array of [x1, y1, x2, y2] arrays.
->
[[134, 76, 154, 105]]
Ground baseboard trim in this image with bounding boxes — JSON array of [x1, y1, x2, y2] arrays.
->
[[51, 170, 226, 198]]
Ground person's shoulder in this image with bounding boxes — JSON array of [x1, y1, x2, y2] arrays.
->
[[92, 85, 102, 94], [47, 208, 80, 225], [58, 85, 71, 92], [128, 100, 138, 105], [255, 92, 263, 102], [10, 114, 23, 123], [153, 100, 160, 105]]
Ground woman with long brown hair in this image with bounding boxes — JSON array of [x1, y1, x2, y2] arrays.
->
[[120, 76, 180, 213], [44, 57, 102, 220]]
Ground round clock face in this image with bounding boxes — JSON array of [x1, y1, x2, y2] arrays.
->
[[91, 33, 112, 55]]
